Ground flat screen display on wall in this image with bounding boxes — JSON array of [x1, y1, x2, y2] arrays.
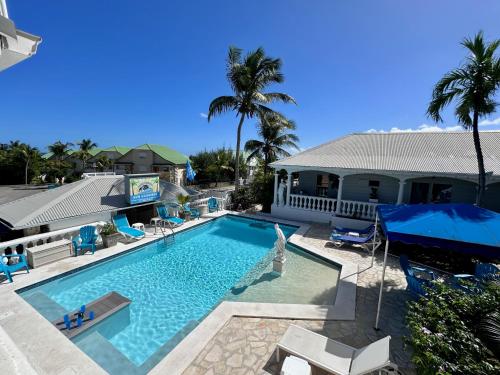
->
[[125, 174, 161, 205]]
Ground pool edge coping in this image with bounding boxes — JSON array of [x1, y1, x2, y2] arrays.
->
[[0, 211, 358, 375]]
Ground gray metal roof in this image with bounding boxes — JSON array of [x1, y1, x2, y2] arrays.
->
[[271, 131, 500, 177], [0, 176, 199, 229]]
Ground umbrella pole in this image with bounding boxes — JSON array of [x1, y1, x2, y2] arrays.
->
[[374, 239, 389, 330]]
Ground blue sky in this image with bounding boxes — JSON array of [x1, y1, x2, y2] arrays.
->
[[1, 0, 500, 155]]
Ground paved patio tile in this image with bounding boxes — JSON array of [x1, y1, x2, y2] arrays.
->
[[184, 223, 416, 375]]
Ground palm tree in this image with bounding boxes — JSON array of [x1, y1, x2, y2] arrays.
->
[[428, 31, 500, 206], [245, 113, 300, 175], [208, 46, 296, 189], [14, 144, 40, 185], [48, 141, 72, 162], [76, 138, 97, 171]]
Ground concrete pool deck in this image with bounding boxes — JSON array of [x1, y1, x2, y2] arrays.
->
[[0, 211, 358, 374]]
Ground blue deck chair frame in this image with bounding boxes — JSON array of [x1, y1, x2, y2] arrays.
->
[[331, 224, 375, 236], [453, 262, 499, 289], [330, 227, 379, 251], [208, 197, 218, 213], [405, 275, 429, 298], [399, 255, 436, 281], [1, 254, 29, 283], [112, 214, 145, 240], [72, 225, 98, 256], [183, 203, 200, 219], [157, 205, 185, 227]]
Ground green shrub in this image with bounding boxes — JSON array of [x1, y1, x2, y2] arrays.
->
[[406, 281, 500, 374], [249, 172, 274, 212], [231, 187, 254, 210]]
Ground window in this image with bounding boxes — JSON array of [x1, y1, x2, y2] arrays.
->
[[432, 184, 452, 203], [138, 151, 147, 159]]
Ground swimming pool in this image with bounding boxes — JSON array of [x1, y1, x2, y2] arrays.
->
[[19, 216, 339, 374]]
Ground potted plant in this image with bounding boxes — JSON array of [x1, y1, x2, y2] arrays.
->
[[177, 194, 191, 219], [100, 223, 121, 248]]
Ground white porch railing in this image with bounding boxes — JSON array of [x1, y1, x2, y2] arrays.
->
[[337, 200, 378, 220], [289, 194, 337, 213], [191, 196, 228, 210], [0, 221, 107, 254]]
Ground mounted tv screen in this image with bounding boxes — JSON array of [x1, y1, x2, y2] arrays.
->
[[125, 174, 161, 205]]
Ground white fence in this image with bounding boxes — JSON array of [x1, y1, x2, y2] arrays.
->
[[337, 199, 378, 220], [289, 194, 337, 213], [0, 221, 106, 255]]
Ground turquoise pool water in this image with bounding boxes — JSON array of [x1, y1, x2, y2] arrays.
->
[[19, 216, 301, 374]]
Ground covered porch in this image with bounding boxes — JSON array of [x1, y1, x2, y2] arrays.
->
[[271, 167, 482, 224]]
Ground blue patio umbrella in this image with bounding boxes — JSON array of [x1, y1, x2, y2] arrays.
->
[[186, 160, 196, 182]]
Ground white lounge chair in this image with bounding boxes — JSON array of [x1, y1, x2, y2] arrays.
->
[[277, 325, 398, 375]]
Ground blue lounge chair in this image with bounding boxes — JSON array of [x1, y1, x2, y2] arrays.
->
[[112, 214, 145, 240], [453, 262, 499, 284], [331, 224, 374, 236], [406, 275, 428, 298], [183, 203, 200, 219], [208, 197, 218, 213], [157, 205, 184, 227], [1, 254, 29, 283], [72, 225, 97, 256], [330, 226, 378, 251], [399, 255, 436, 281]]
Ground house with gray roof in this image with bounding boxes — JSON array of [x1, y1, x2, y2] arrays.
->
[[270, 131, 500, 224]]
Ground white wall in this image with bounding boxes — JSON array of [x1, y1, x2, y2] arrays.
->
[[342, 174, 399, 203]]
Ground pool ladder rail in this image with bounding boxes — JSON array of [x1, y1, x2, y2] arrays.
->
[[159, 223, 175, 245]]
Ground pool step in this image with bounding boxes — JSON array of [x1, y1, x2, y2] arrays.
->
[[76, 331, 141, 375], [52, 291, 131, 339], [23, 291, 67, 321]]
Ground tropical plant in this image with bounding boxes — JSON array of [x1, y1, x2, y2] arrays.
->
[[48, 141, 73, 162], [406, 281, 500, 374], [15, 144, 41, 185], [245, 113, 299, 175], [100, 223, 117, 236], [208, 46, 296, 190], [206, 148, 234, 186], [249, 166, 275, 212], [95, 155, 112, 172], [427, 31, 500, 206], [76, 139, 97, 171]]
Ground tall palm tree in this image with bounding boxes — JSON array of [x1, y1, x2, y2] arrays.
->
[[14, 144, 40, 185], [245, 114, 300, 175], [48, 141, 72, 162], [76, 138, 97, 170], [208, 46, 296, 189], [428, 31, 500, 206]]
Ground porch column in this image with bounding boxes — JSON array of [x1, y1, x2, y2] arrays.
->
[[335, 175, 344, 214], [397, 178, 407, 204], [286, 171, 292, 206], [273, 172, 279, 205]]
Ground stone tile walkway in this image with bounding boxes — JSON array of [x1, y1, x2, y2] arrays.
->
[[184, 223, 415, 375]]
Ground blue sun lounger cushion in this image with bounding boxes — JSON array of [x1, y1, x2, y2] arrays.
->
[[156, 205, 184, 227], [112, 214, 145, 239]]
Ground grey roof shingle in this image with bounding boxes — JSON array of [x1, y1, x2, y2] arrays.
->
[[0, 176, 198, 229], [271, 131, 500, 177]]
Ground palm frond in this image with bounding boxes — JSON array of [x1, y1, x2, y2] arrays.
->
[[261, 92, 296, 105], [208, 96, 239, 121]]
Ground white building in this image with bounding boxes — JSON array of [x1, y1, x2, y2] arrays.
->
[[270, 131, 500, 226], [0, 0, 41, 71]]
